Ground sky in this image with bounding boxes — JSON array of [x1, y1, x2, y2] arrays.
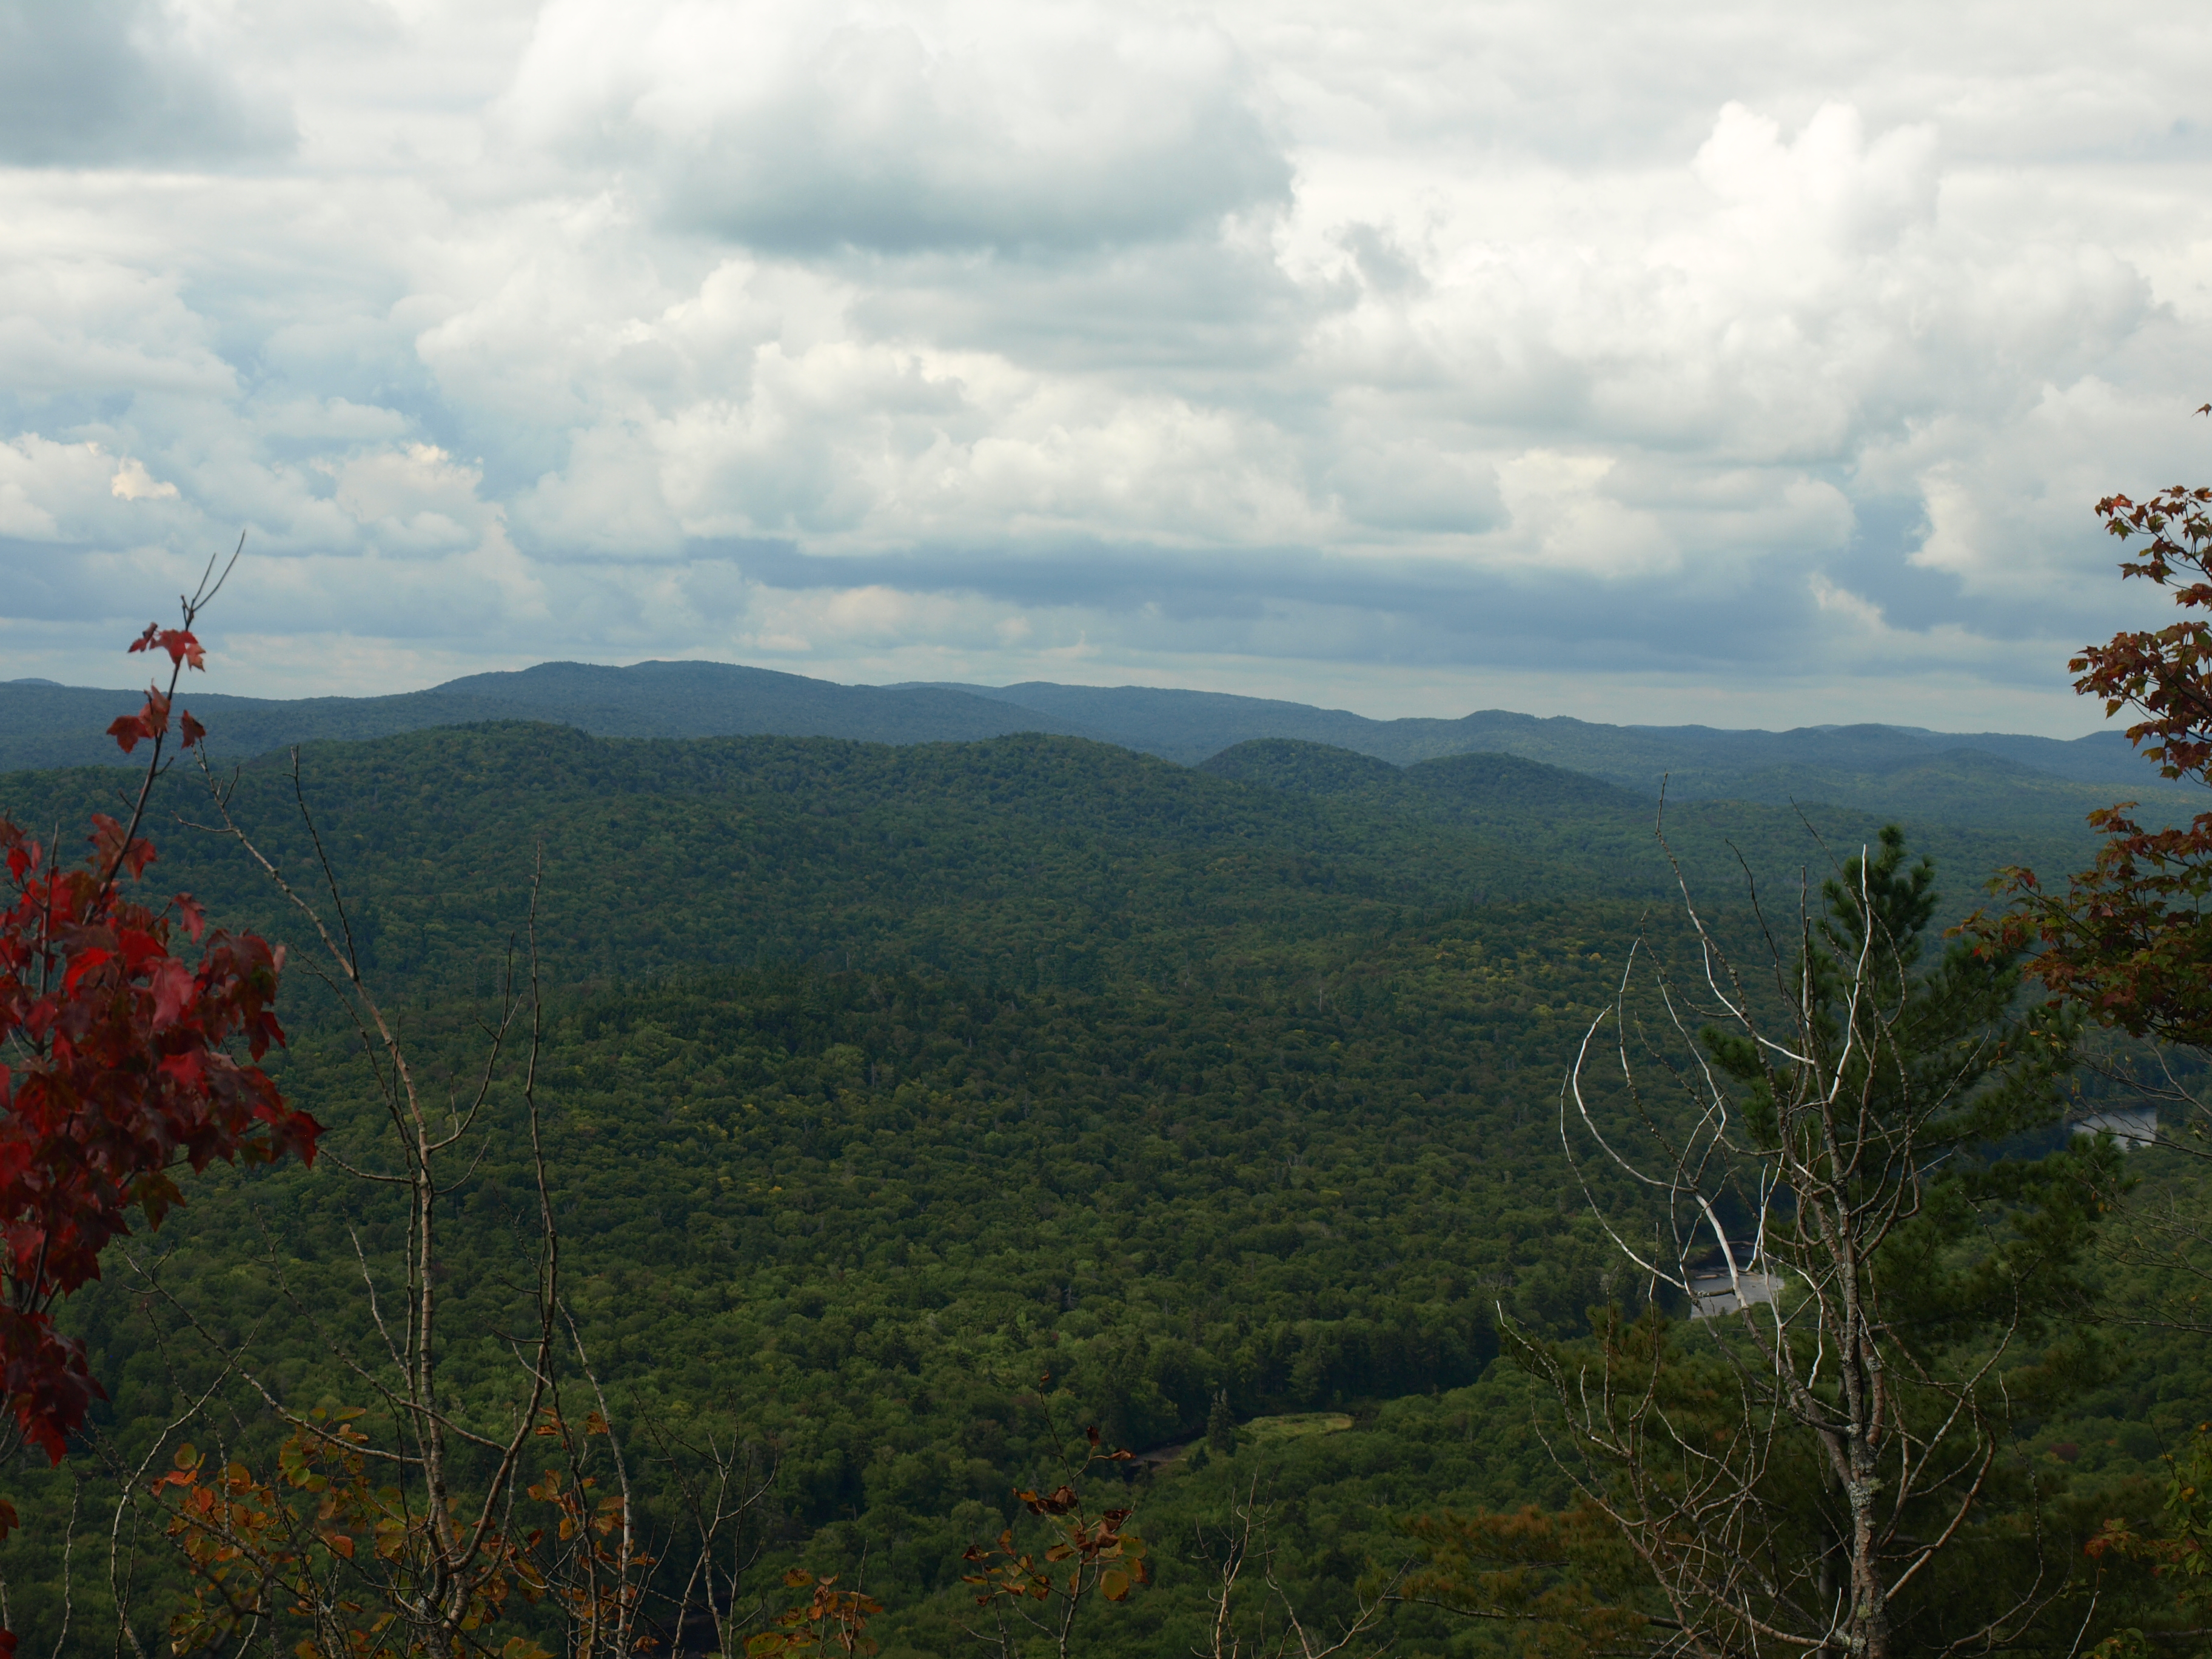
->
[[2, 0, 2209, 734]]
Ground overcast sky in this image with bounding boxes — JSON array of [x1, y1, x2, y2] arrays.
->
[[2, 0, 2208, 732]]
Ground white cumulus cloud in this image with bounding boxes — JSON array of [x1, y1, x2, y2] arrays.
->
[[0, 0, 2207, 729]]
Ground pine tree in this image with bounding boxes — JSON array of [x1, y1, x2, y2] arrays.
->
[[1206, 1392, 1236, 1457]]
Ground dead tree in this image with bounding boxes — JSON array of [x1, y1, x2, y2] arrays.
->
[[104, 755, 638, 1658], [1527, 825, 2096, 1659], [33, 736, 794, 1659], [1190, 1476, 1400, 1659]]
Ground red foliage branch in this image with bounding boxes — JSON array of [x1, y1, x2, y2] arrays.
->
[[2079, 478, 2212, 786], [1972, 462, 2212, 1045], [959, 1423, 1150, 1630], [0, 580, 321, 1487], [1983, 801, 2212, 1045]]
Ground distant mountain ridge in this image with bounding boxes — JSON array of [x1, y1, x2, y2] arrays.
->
[[923, 679, 2150, 786], [0, 660, 1113, 773], [1, 659, 2183, 831]]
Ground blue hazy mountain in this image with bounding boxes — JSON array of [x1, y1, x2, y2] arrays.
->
[[2, 659, 2183, 829]]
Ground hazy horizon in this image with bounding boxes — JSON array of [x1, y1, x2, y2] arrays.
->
[[2, 653, 2130, 743]]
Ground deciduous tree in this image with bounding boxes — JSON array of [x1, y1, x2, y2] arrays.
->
[[1977, 466, 2212, 1059], [0, 554, 320, 1469]]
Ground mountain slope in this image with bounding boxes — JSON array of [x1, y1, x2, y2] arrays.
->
[[948, 682, 2162, 793], [1197, 739, 1652, 819], [8, 659, 2188, 839], [0, 661, 1108, 771]]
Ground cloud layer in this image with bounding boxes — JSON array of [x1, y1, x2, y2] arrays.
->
[[3, 0, 2208, 731]]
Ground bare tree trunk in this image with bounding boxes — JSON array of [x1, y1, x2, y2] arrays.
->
[[96, 757, 660, 1655], [1524, 824, 2083, 1658]]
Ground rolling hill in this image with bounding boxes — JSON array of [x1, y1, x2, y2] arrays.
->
[[5, 657, 2192, 844]]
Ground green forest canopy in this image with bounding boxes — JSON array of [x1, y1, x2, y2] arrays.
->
[[0, 723, 2200, 1655]]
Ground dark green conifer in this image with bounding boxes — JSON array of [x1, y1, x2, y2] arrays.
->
[[1206, 1392, 1236, 1456]]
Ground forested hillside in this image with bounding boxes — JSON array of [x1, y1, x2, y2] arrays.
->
[[7, 661, 2188, 836], [0, 723, 2127, 996], [0, 722, 2202, 1655]]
